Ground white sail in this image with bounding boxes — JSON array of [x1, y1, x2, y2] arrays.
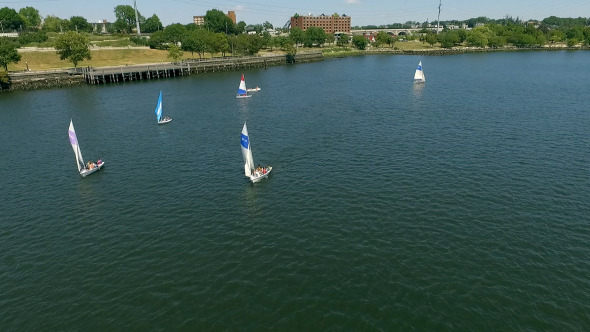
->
[[414, 61, 425, 83], [68, 120, 84, 172], [241, 122, 255, 177]]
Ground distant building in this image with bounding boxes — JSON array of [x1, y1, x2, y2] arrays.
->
[[290, 13, 351, 34], [193, 16, 205, 26], [194, 11, 236, 26], [93, 20, 109, 33], [227, 11, 236, 24]]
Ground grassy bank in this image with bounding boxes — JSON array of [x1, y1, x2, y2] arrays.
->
[[8, 48, 291, 72], [8, 49, 205, 72]]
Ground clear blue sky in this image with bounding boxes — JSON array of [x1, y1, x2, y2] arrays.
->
[[6, 0, 590, 27]]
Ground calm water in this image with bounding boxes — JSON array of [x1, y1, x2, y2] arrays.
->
[[1, 51, 589, 330]]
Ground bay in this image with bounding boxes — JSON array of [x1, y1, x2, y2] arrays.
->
[[1, 51, 589, 330]]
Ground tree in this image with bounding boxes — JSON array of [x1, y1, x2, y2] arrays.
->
[[42, 15, 67, 32], [55, 31, 91, 67], [143, 14, 162, 33], [236, 21, 246, 34], [261, 31, 271, 49], [375, 31, 391, 47], [208, 32, 229, 56], [305, 26, 326, 46], [488, 35, 506, 48], [204, 9, 235, 34], [262, 21, 273, 30], [167, 44, 183, 62], [325, 33, 335, 45], [285, 43, 296, 63], [548, 30, 566, 43], [0, 38, 21, 71], [69, 16, 92, 33], [0, 7, 24, 31], [182, 29, 208, 58], [289, 27, 304, 47], [253, 24, 263, 34], [352, 35, 368, 50], [425, 34, 437, 47], [163, 23, 187, 44], [19, 6, 41, 30], [235, 34, 262, 55], [337, 34, 349, 46], [466, 30, 488, 47], [114, 5, 144, 33], [148, 30, 166, 49]]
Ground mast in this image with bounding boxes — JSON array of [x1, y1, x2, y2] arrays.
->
[[436, 0, 442, 34], [134, 0, 141, 35]]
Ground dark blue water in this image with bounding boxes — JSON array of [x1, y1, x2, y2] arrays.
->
[[1, 51, 589, 330]]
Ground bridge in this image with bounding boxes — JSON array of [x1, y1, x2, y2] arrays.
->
[[351, 28, 433, 36]]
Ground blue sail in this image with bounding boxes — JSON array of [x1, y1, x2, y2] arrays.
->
[[241, 133, 249, 149], [154, 91, 163, 122]]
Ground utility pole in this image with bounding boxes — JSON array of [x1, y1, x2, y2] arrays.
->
[[134, 0, 141, 35], [436, 0, 442, 34]]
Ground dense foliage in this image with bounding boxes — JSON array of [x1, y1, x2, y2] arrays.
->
[[430, 22, 590, 48]]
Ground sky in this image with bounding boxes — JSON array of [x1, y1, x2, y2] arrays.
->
[[5, 0, 590, 28]]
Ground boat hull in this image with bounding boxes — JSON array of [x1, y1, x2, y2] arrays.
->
[[158, 118, 172, 125], [236, 95, 252, 99], [249, 166, 272, 183], [80, 161, 105, 177]]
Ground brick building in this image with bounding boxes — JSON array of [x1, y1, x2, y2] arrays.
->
[[290, 13, 351, 34]]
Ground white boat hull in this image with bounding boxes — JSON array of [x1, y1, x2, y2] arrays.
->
[[246, 88, 261, 92], [249, 166, 272, 183], [236, 95, 252, 99], [80, 161, 105, 177], [414, 79, 425, 84], [158, 118, 172, 124]]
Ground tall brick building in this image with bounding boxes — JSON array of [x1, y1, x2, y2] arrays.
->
[[290, 13, 351, 34]]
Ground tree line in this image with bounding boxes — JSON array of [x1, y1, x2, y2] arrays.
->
[[422, 22, 590, 48]]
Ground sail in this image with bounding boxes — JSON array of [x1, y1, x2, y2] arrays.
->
[[241, 122, 254, 177], [237, 74, 247, 96], [155, 91, 163, 122], [68, 120, 84, 172], [414, 61, 425, 82]]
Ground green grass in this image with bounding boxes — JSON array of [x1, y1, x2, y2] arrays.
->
[[8, 49, 199, 71]]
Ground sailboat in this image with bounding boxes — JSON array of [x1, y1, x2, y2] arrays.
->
[[68, 120, 104, 177], [236, 73, 252, 98], [155, 90, 172, 124], [241, 122, 272, 183], [414, 61, 426, 84]]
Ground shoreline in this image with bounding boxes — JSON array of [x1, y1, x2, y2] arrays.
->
[[2, 45, 588, 92]]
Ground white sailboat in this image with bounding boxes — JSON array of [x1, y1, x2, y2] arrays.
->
[[414, 61, 426, 84], [155, 90, 172, 124], [241, 122, 272, 183], [236, 73, 252, 98], [68, 120, 104, 177]]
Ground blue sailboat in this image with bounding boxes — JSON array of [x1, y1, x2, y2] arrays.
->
[[241, 122, 271, 183], [155, 91, 172, 124]]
